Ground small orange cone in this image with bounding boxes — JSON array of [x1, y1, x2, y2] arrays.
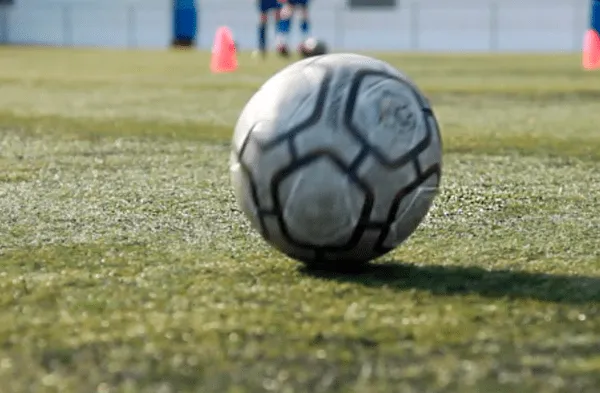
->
[[211, 26, 238, 73], [583, 29, 600, 70]]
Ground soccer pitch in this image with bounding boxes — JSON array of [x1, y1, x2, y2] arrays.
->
[[0, 48, 599, 392]]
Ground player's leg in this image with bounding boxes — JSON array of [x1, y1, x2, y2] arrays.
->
[[257, 10, 268, 56], [273, 5, 283, 47], [257, 0, 277, 57], [296, 0, 311, 40], [276, 1, 291, 57], [277, 2, 293, 51]]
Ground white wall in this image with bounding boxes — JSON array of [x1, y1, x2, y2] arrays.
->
[[4, 0, 171, 48], [0, 5, 8, 44], [0, 0, 591, 52], [203, 0, 589, 52]]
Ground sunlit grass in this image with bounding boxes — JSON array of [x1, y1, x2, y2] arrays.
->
[[0, 47, 598, 392]]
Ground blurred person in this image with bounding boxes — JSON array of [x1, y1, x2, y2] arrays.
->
[[256, 0, 283, 57], [276, 0, 311, 55]]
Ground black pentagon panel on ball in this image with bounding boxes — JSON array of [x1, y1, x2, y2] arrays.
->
[[269, 151, 375, 253], [316, 227, 390, 266], [239, 130, 295, 211], [292, 112, 366, 170], [231, 149, 271, 239], [260, 214, 319, 262], [261, 65, 334, 152], [232, 62, 333, 159], [373, 163, 441, 254], [354, 153, 420, 224], [235, 125, 293, 239], [343, 70, 433, 170], [417, 111, 444, 178]]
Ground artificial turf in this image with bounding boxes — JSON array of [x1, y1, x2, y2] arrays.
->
[[0, 48, 599, 392]]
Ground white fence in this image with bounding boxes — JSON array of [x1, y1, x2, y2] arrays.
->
[[0, 0, 590, 52], [0, 2, 172, 48]]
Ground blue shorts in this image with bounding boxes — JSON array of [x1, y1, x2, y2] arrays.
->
[[289, 0, 309, 6], [258, 0, 281, 12]]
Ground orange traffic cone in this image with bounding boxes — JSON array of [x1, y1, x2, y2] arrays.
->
[[211, 26, 238, 73], [583, 29, 600, 70]]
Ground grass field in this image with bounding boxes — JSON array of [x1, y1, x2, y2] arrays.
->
[[0, 47, 599, 393]]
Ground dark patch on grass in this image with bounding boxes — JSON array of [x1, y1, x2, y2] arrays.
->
[[301, 262, 600, 304]]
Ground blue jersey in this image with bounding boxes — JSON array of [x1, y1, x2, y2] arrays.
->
[[258, 0, 281, 12], [289, 0, 310, 5]]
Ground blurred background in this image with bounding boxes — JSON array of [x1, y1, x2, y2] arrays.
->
[[0, 0, 589, 52]]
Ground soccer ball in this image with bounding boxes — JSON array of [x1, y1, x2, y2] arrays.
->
[[299, 38, 328, 58], [230, 53, 442, 267]]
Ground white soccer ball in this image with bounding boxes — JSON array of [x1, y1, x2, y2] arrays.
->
[[230, 53, 442, 267]]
